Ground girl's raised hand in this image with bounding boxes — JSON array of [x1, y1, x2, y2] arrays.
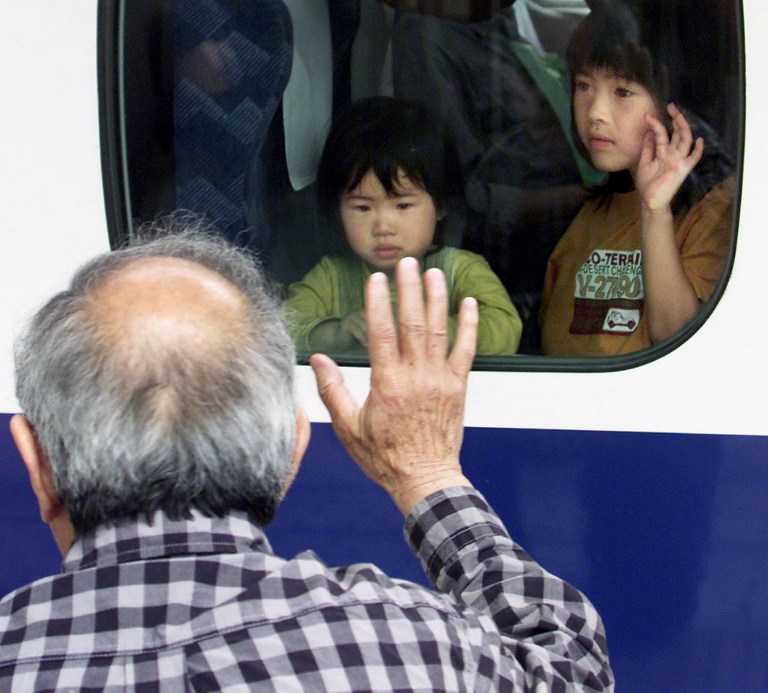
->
[[635, 103, 704, 212]]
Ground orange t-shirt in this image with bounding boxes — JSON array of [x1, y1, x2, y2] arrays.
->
[[540, 178, 734, 356]]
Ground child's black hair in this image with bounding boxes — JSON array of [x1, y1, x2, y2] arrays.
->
[[566, 0, 732, 211], [316, 95, 465, 245]]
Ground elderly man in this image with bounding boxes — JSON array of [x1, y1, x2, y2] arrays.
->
[[0, 217, 612, 690]]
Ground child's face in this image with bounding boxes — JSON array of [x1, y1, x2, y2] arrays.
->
[[340, 169, 438, 276], [573, 67, 662, 177]]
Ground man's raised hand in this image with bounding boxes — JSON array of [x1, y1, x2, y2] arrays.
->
[[310, 257, 478, 515]]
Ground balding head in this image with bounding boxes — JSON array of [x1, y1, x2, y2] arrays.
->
[[14, 224, 297, 534], [88, 257, 256, 430], [93, 256, 251, 352]]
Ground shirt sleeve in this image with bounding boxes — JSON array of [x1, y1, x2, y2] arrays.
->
[[676, 177, 734, 302], [447, 251, 523, 355], [284, 258, 341, 352], [405, 486, 614, 691]]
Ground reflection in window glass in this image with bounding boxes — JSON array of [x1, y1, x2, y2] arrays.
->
[[116, 0, 741, 364]]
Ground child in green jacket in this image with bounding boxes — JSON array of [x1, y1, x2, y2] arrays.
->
[[285, 95, 521, 356]]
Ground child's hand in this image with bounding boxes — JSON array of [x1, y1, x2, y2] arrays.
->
[[340, 309, 368, 348], [635, 103, 704, 212]]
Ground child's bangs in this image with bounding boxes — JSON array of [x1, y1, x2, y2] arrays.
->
[[566, 3, 665, 101], [575, 55, 651, 92], [344, 157, 426, 198], [568, 3, 640, 75]]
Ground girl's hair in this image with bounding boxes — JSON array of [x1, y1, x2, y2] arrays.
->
[[316, 95, 465, 245], [566, 0, 732, 210]]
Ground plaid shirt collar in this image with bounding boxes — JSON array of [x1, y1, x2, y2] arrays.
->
[[62, 509, 274, 573]]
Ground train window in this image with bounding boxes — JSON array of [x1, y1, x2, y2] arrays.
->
[[100, 0, 742, 370]]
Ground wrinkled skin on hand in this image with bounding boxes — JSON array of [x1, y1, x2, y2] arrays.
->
[[310, 257, 478, 515]]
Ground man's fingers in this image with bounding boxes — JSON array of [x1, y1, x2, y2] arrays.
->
[[309, 353, 360, 438], [365, 271, 397, 366], [448, 297, 478, 375], [395, 257, 427, 362], [423, 268, 449, 360]]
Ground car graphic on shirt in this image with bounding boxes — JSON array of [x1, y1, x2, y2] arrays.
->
[[606, 310, 636, 329], [603, 308, 640, 333]]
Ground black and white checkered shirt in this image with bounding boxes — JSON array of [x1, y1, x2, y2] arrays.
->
[[0, 487, 612, 691]]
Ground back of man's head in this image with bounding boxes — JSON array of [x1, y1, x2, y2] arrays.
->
[[14, 215, 297, 534]]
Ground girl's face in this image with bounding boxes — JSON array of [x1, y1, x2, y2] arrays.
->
[[573, 66, 662, 178], [340, 169, 439, 276]]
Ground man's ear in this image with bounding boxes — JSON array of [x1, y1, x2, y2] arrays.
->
[[10, 414, 59, 521], [281, 408, 311, 498], [10, 414, 74, 554]]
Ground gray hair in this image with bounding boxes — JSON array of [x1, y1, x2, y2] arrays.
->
[[14, 213, 297, 533]]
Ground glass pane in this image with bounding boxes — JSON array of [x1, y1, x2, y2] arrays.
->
[[114, 0, 741, 366]]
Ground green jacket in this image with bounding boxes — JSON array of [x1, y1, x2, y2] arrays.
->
[[285, 247, 521, 355]]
